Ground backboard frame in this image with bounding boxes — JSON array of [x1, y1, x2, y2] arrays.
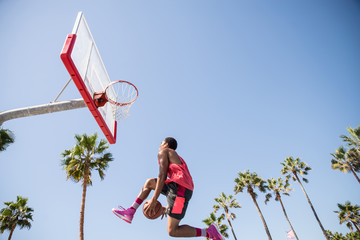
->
[[60, 12, 117, 144]]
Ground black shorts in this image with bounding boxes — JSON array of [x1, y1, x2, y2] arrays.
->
[[155, 179, 193, 220]]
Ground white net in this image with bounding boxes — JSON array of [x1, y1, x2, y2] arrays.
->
[[105, 81, 138, 121], [113, 104, 133, 120]]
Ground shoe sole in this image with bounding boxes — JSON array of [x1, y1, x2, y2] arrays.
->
[[112, 209, 132, 224]]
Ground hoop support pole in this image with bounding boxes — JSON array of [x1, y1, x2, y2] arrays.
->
[[53, 78, 72, 102], [0, 99, 86, 125]]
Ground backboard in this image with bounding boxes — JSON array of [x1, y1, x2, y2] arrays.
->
[[60, 12, 117, 144]]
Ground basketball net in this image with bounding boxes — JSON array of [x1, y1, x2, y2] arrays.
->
[[112, 103, 133, 120], [105, 80, 138, 121]]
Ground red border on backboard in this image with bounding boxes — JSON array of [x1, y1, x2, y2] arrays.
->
[[60, 34, 117, 144]]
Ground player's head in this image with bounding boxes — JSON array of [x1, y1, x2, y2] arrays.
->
[[164, 137, 177, 150]]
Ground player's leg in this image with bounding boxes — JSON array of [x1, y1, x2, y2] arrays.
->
[[167, 216, 198, 237], [165, 184, 208, 238], [167, 216, 223, 239], [137, 178, 157, 200], [165, 183, 223, 239], [112, 178, 157, 223], [128, 178, 156, 211]]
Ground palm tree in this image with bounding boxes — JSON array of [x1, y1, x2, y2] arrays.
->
[[325, 231, 345, 240], [341, 126, 360, 148], [346, 231, 360, 240], [0, 128, 15, 151], [334, 126, 360, 183], [331, 146, 360, 184], [203, 212, 229, 239], [331, 125, 360, 184], [334, 201, 360, 233], [326, 230, 360, 240], [213, 192, 241, 240], [234, 170, 272, 240], [265, 177, 299, 240], [0, 196, 33, 240], [281, 157, 329, 240], [61, 133, 113, 240]]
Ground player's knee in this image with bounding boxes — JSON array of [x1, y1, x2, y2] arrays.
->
[[144, 178, 156, 189], [167, 227, 178, 237]]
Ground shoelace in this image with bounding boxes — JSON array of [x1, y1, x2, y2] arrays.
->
[[117, 206, 126, 211]]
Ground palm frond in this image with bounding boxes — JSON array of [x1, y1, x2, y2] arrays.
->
[[281, 156, 312, 185], [264, 193, 272, 204], [334, 201, 360, 232], [341, 126, 360, 148], [0, 128, 15, 151]]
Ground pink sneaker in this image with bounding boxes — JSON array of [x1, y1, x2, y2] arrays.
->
[[112, 206, 135, 224], [206, 223, 224, 240]]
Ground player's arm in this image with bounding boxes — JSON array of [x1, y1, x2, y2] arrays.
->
[[148, 149, 169, 214]]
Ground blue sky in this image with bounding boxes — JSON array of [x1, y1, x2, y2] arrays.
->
[[1, 0, 359, 239]]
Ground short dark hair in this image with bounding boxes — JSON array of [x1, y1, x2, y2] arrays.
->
[[164, 137, 177, 150]]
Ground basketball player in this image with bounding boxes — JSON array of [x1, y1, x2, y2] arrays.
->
[[112, 137, 223, 240]]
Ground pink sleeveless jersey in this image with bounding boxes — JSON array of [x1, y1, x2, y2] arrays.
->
[[165, 154, 194, 191]]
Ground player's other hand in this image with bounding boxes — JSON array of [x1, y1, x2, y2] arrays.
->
[[161, 206, 168, 220]]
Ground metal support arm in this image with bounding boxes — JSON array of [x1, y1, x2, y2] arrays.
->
[[0, 99, 86, 125]]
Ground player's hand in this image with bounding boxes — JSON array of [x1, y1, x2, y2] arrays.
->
[[148, 198, 157, 216], [161, 206, 168, 220]]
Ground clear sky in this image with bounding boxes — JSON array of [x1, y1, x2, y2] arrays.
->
[[1, 0, 359, 239]]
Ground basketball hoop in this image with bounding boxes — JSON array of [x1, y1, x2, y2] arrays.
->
[[93, 80, 138, 120]]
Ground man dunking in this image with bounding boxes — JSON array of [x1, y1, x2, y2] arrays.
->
[[112, 137, 223, 240]]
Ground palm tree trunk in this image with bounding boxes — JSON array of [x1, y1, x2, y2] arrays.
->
[[347, 163, 360, 184], [8, 225, 15, 240], [79, 164, 89, 240], [249, 191, 272, 240], [294, 173, 329, 240], [351, 220, 360, 233], [225, 210, 237, 240], [278, 194, 299, 240]]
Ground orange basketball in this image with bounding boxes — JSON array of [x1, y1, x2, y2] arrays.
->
[[143, 200, 162, 219]]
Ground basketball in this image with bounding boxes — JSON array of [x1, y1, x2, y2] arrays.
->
[[143, 200, 162, 219]]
